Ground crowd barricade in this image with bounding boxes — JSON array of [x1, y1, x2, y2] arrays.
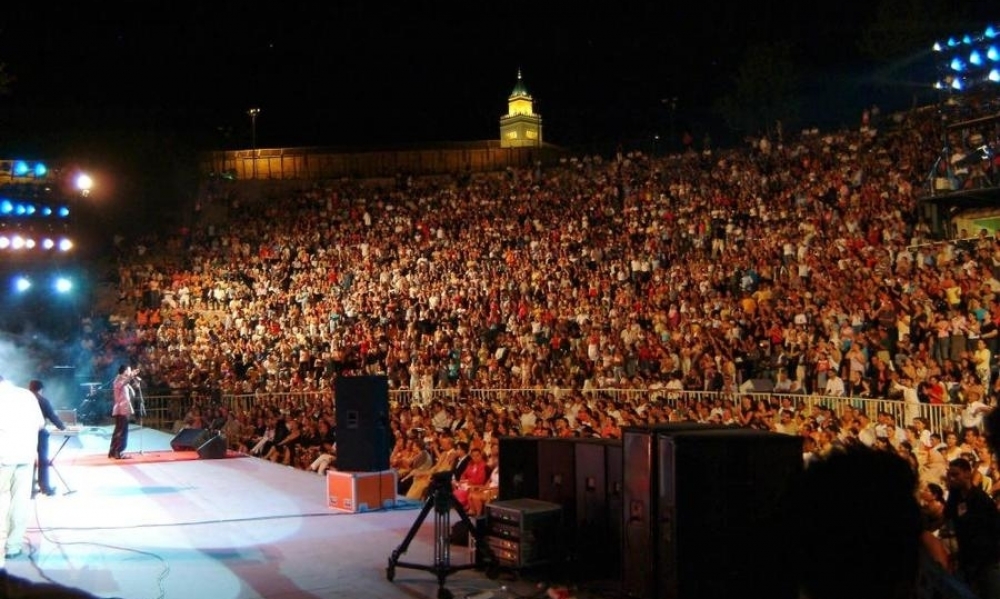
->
[[125, 387, 968, 439]]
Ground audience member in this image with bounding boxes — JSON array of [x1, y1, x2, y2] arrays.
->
[[944, 457, 1000, 598], [791, 444, 923, 599]]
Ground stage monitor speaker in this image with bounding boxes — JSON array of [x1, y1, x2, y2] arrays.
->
[[334, 375, 390, 472], [171, 427, 207, 452], [196, 432, 228, 459]]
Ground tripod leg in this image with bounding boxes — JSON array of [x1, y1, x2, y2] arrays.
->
[[434, 506, 451, 590], [386, 493, 435, 580]]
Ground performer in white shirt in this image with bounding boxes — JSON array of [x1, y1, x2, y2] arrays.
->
[[0, 375, 44, 565]]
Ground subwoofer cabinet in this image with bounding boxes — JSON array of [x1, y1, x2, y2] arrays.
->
[[497, 436, 623, 577], [485, 498, 563, 569], [621, 425, 803, 599]]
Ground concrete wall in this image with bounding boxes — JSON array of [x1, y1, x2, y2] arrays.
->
[[199, 142, 567, 181]]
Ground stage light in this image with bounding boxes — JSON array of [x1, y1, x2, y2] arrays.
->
[[1, 200, 12, 214], [11, 235, 25, 249], [54, 277, 72, 293], [58, 206, 69, 218], [42, 238, 54, 250], [58, 238, 73, 252], [12, 161, 29, 176], [934, 41, 944, 52], [933, 24, 1000, 92], [41, 206, 52, 216], [34, 162, 47, 177], [14, 203, 26, 216], [990, 69, 1000, 83], [0, 237, 8, 249], [24, 204, 36, 216], [75, 173, 93, 196], [14, 276, 30, 292], [24, 238, 35, 249]]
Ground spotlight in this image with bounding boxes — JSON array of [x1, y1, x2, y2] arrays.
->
[[54, 277, 72, 293]]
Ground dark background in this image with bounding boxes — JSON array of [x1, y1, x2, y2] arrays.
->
[[0, 1, 995, 232]]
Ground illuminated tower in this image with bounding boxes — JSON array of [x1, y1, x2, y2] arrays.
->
[[499, 69, 542, 148]]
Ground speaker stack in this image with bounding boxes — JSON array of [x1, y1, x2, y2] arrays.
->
[[334, 375, 391, 472], [498, 436, 623, 577], [620, 425, 803, 599]]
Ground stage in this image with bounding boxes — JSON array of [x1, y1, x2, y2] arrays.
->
[[4, 425, 562, 599]]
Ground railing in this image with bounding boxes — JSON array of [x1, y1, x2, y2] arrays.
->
[[130, 387, 966, 437]]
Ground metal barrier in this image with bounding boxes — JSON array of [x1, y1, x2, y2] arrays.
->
[[124, 387, 963, 437]]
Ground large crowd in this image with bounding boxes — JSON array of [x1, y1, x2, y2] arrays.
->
[[63, 92, 1000, 528]]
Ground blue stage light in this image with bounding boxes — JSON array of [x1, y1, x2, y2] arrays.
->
[[53, 277, 72, 293]]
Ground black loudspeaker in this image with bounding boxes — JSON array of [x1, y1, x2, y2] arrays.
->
[[334, 375, 390, 472], [196, 432, 228, 459], [574, 438, 623, 578], [498, 436, 624, 577], [620, 426, 803, 599], [171, 428, 207, 451]]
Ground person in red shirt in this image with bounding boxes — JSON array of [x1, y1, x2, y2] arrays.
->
[[925, 375, 946, 404], [452, 447, 489, 512]]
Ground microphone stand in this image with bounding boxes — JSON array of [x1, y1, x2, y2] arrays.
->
[[134, 378, 148, 455]]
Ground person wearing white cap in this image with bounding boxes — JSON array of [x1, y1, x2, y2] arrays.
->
[[0, 375, 44, 566]]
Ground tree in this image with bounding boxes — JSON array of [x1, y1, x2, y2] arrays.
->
[[713, 41, 800, 141]]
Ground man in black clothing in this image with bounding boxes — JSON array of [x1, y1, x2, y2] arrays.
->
[[944, 457, 1000, 598], [452, 441, 470, 481], [28, 380, 66, 496]]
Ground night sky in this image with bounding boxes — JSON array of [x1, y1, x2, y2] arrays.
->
[[0, 3, 905, 150], [0, 2, 994, 220]]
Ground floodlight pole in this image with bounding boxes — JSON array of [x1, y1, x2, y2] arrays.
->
[[247, 107, 260, 180]]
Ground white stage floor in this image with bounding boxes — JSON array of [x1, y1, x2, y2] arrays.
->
[[3, 425, 570, 599]]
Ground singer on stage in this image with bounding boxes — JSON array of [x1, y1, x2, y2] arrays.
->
[[108, 364, 137, 460]]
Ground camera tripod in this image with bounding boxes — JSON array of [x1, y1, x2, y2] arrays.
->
[[386, 471, 497, 599]]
